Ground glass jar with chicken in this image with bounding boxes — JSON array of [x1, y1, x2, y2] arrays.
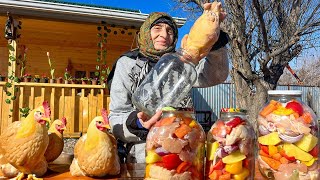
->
[[145, 107, 205, 180], [257, 90, 319, 180], [206, 108, 255, 180]]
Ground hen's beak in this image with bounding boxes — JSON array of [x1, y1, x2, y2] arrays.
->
[[103, 124, 111, 130], [42, 117, 51, 123]]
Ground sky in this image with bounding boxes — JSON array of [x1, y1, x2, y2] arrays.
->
[[63, 0, 197, 48]]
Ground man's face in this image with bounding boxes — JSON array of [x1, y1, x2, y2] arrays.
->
[[150, 23, 174, 50]]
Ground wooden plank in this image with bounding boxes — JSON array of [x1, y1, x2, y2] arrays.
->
[[89, 89, 97, 121], [29, 87, 35, 109], [70, 88, 76, 134], [59, 88, 65, 119], [0, 85, 3, 132], [34, 87, 45, 108], [64, 96, 72, 134], [50, 87, 55, 121], [18, 86, 25, 121], [81, 88, 89, 133]]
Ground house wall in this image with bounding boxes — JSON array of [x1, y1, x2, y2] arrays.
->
[[0, 15, 138, 79]]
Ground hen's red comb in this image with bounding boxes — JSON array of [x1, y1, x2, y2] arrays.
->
[[43, 101, 51, 117], [61, 117, 67, 125], [101, 108, 109, 124]]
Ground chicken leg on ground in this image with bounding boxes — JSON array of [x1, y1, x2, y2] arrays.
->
[[14, 173, 43, 180]]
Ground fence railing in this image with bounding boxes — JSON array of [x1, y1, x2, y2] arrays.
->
[[0, 82, 110, 137]]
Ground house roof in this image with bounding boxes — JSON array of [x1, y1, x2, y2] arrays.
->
[[0, 0, 186, 28]]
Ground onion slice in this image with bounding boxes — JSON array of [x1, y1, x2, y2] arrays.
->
[[258, 125, 270, 135], [278, 133, 303, 143]]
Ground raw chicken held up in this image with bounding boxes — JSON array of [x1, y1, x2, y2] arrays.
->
[[181, 2, 227, 62]]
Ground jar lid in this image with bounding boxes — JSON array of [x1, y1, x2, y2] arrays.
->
[[268, 90, 302, 95], [220, 108, 247, 113]]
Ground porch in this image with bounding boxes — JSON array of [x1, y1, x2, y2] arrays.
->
[[0, 81, 110, 136]]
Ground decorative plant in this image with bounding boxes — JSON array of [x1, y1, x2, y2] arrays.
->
[[4, 13, 21, 114], [96, 21, 110, 84], [23, 73, 32, 78], [47, 52, 55, 80], [19, 46, 28, 77], [19, 107, 30, 118], [64, 67, 71, 81], [33, 75, 40, 82], [40, 74, 49, 83]]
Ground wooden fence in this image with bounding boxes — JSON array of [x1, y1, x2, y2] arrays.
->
[[0, 82, 110, 137]]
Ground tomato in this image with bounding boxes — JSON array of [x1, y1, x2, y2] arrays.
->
[[285, 101, 303, 116], [162, 154, 182, 170]]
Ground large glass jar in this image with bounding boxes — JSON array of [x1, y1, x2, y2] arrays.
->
[[132, 49, 197, 117], [257, 90, 319, 180], [206, 108, 255, 180], [145, 108, 205, 180]]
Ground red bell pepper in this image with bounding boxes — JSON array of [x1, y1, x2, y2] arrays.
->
[[279, 149, 296, 161], [209, 159, 225, 175], [259, 144, 269, 155], [225, 117, 244, 128], [162, 154, 182, 170], [309, 145, 319, 157]]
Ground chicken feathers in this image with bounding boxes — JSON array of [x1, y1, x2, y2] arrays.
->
[[70, 108, 120, 177]]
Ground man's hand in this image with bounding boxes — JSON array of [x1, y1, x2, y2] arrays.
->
[[137, 110, 162, 129]]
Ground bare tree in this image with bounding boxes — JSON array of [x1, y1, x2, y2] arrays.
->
[[279, 57, 320, 86], [174, 0, 320, 126]]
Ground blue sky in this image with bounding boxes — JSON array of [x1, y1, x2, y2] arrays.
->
[[63, 0, 197, 48]]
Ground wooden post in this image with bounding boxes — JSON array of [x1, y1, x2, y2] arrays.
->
[[5, 12, 21, 124], [7, 40, 17, 123]]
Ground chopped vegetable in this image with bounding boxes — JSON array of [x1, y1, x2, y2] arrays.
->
[[174, 123, 192, 139]]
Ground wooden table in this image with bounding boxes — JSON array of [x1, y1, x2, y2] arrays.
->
[[44, 162, 265, 179]]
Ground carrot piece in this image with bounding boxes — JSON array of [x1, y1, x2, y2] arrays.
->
[[175, 123, 192, 139], [259, 150, 269, 157], [292, 112, 300, 119], [209, 170, 222, 180], [176, 161, 192, 174], [160, 116, 176, 126], [301, 112, 312, 124], [279, 157, 289, 164], [189, 166, 200, 178], [218, 172, 231, 180], [182, 117, 193, 125], [260, 156, 281, 170], [260, 100, 278, 117], [271, 153, 282, 161]]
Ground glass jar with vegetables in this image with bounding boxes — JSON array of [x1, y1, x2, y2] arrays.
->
[[257, 90, 319, 180], [145, 108, 205, 180], [206, 108, 255, 180]]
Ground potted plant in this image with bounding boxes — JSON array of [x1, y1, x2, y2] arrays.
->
[[23, 73, 32, 82], [64, 70, 71, 84], [33, 75, 40, 83], [56, 77, 63, 84], [70, 77, 77, 84], [91, 77, 98, 85], [0, 74, 6, 81], [40, 74, 49, 83], [81, 77, 88, 85], [47, 52, 55, 83]]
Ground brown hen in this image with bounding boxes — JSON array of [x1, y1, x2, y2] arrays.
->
[[0, 101, 51, 180], [70, 108, 120, 177], [45, 117, 67, 163]]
